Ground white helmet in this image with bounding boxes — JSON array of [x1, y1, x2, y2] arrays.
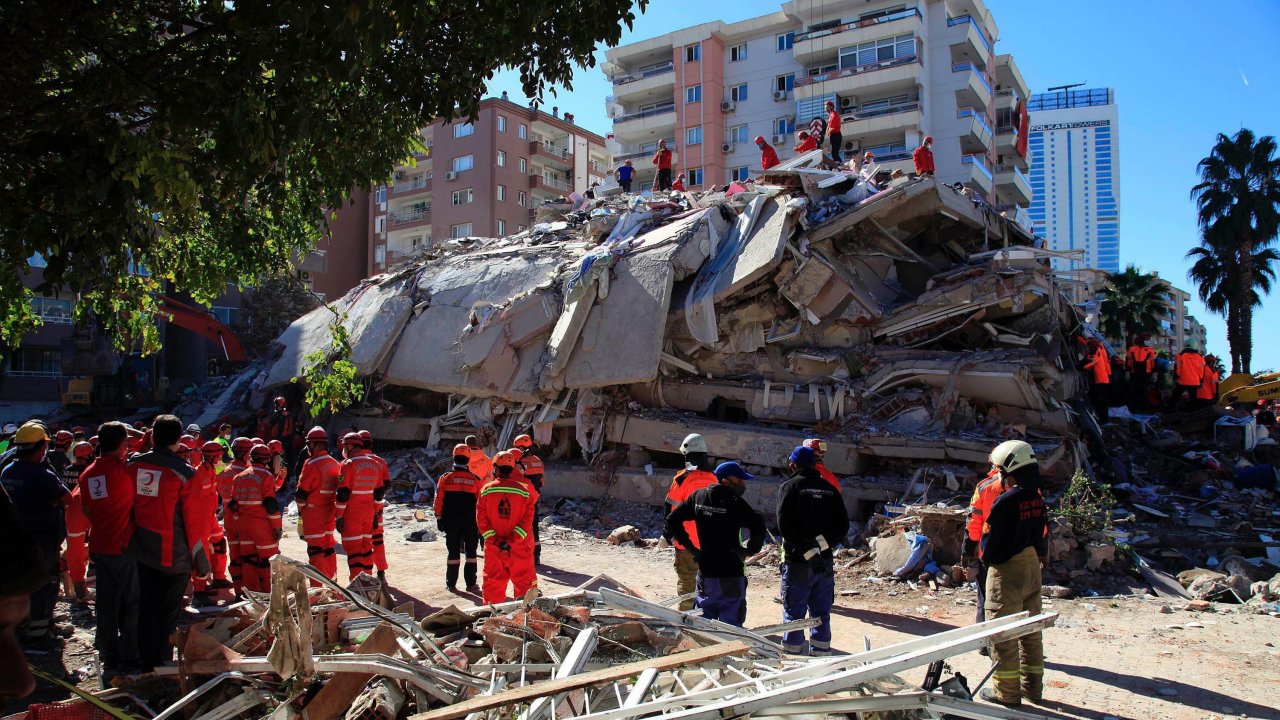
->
[[2, 423, 16, 434], [989, 440, 1037, 473], [680, 433, 708, 455]]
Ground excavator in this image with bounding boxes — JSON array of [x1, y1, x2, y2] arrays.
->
[[1217, 371, 1280, 406], [60, 295, 247, 408]]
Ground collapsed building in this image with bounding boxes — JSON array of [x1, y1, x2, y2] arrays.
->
[[265, 163, 1090, 514]]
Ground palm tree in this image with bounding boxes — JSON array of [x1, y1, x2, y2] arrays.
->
[[1099, 265, 1169, 344], [1186, 223, 1280, 373], [1189, 129, 1280, 374]]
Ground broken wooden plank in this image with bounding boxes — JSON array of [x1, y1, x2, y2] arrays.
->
[[409, 641, 752, 720]]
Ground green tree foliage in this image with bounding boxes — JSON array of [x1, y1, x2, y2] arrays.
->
[[1189, 129, 1280, 374], [296, 314, 364, 417], [0, 0, 646, 352], [1099, 265, 1169, 343], [1055, 469, 1115, 534]]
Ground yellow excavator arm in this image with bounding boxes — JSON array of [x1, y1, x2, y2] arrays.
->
[[1219, 372, 1280, 405]]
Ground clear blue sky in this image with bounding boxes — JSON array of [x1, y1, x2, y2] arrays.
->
[[487, 0, 1280, 367]]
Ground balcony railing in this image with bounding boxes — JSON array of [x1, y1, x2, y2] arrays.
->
[[994, 164, 1031, 184], [532, 174, 570, 192], [612, 103, 676, 124], [995, 123, 1018, 136], [534, 141, 571, 160], [868, 150, 913, 163], [393, 177, 429, 193], [794, 54, 920, 88], [795, 8, 921, 43], [616, 140, 675, 162], [611, 61, 675, 85], [389, 205, 431, 225], [963, 154, 993, 181], [946, 15, 993, 53], [851, 100, 919, 120], [957, 107, 994, 137], [952, 62, 993, 95]]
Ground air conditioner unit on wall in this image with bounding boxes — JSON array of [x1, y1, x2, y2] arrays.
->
[[839, 96, 855, 110], [445, 171, 458, 181], [773, 90, 787, 101], [843, 140, 857, 153], [721, 101, 736, 112], [771, 135, 785, 145], [722, 143, 735, 153]]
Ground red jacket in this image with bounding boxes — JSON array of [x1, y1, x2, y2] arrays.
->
[[217, 461, 245, 508], [794, 135, 818, 153], [664, 468, 718, 550], [434, 467, 481, 532], [1083, 346, 1111, 384], [1176, 350, 1206, 386], [297, 452, 342, 520], [336, 454, 386, 517], [652, 147, 672, 170], [1197, 367, 1220, 401], [477, 478, 535, 545], [1127, 345, 1155, 373], [78, 455, 136, 556], [519, 451, 545, 492], [760, 144, 781, 170], [128, 449, 210, 575], [827, 110, 841, 134], [188, 461, 220, 544], [912, 145, 934, 174], [233, 464, 281, 523]]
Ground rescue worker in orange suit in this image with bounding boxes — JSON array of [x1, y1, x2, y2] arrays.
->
[[803, 438, 841, 493], [1082, 340, 1111, 418], [1126, 334, 1156, 411], [218, 437, 253, 594], [335, 433, 385, 579], [1197, 356, 1221, 409], [513, 434, 545, 565], [1174, 346, 1206, 411], [267, 439, 287, 489], [47, 429, 73, 478], [962, 467, 1002, 630], [357, 429, 391, 582], [232, 444, 283, 592], [296, 427, 341, 582], [127, 415, 211, 669], [62, 441, 94, 603], [189, 442, 227, 605], [477, 451, 537, 604], [466, 435, 494, 482], [663, 434, 719, 611], [912, 136, 935, 177], [756, 136, 781, 171], [435, 444, 482, 593]]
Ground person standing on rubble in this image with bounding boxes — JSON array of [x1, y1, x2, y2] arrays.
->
[[824, 100, 843, 164], [232, 444, 283, 592], [913, 136, 935, 176], [1197, 356, 1221, 408], [1174, 345, 1207, 411], [477, 451, 537, 603], [513, 434, 545, 565], [755, 136, 780, 172], [665, 461, 765, 626], [664, 434, 720, 611], [777, 445, 848, 655], [335, 433, 384, 580], [1126, 334, 1156, 411], [219, 437, 253, 594], [671, 173, 687, 192], [435, 444, 483, 593], [357, 429, 392, 582], [616, 160, 635, 193], [803, 439, 841, 493], [127, 415, 211, 669], [62, 441, 94, 604], [466, 435, 494, 482], [1082, 339, 1111, 418], [296, 427, 342, 582], [977, 439, 1048, 707], [190, 441, 228, 605], [47, 429, 73, 478], [794, 130, 818, 154], [652, 139, 673, 191]]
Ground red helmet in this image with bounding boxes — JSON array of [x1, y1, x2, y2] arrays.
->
[[452, 443, 471, 457], [274, 396, 287, 408], [231, 437, 255, 456], [306, 426, 328, 443], [71, 426, 85, 436], [54, 430, 73, 447], [803, 438, 828, 455], [89, 436, 99, 449], [923, 135, 933, 144], [268, 439, 283, 454], [252, 437, 265, 445], [342, 432, 362, 449], [357, 429, 373, 445], [509, 447, 524, 462], [72, 442, 94, 461], [201, 441, 224, 457], [250, 444, 273, 462], [754, 135, 766, 145], [494, 451, 516, 469], [175, 443, 193, 457], [513, 434, 533, 449], [180, 434, 198, 450]]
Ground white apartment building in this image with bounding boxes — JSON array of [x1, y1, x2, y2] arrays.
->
[[601, 0, 1032, 210], [1027, 88, 1120, 273]]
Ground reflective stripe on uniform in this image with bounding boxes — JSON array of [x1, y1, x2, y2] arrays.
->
[[480, 486, 530, 498], [514, 527, 528, 539]]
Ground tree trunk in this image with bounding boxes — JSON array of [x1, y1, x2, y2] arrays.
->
[[1238, 241, 1255, 375], [1227, 302, 1242, 374]]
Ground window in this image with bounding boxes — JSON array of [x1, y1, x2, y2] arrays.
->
[[7, 348, 61, 377], [686, 126, 703, 146], [518, 191, 527, 207], [730, 43, 747, 62], [519, 157, 527, 173], [374, 216, 386, 235], [497, 219, 506, 235], [451, 223, 473, 239], [497, 184, 507, 202], [774, 117, 796, 135], [497, 150, 507, 167], [728, 125, 748, 144], [374, 245, 386, 265], [775, 74, 795, 93], [453, 123, 474, 138], [498, 116, 507, 132], [451, 154, 475, 173], [32, 296, 73, 324], [729, 166, 749, 183], [838, 33, 915, 70], [452, 188, 474, 205], [688, 168, 703, 186], [685, 44, 701, 62], [777, 32, 794, 52], [518, 124, 527, 139], [375, 186, 387, 204], [686, 85, 702, 104], [730, 83, 748, 102]]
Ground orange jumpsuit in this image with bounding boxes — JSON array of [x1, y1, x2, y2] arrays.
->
[[336, 453, 385, 579], [1197, 367, 1220, 404], [363, 450, 391, 572], [477, 477, 536, 604], [217, 461, 246, 591], [469, 448, 494, 483], [189, 461, 222, 591], [232, 463, 282, 592], [297, 451, 342, 580], [519, 451, 546, 562], [64, 484, 90, 585]]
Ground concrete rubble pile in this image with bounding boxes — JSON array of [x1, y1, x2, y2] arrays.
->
[[65, 555, 1057, 720], [264, 169, 1091, 518]]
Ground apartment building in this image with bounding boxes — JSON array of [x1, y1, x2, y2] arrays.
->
[[1027, 87, 1120, 273], [368, 96, 611, 273], [601, 0, 1032, 210]]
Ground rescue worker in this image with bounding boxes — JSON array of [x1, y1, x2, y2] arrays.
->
[[357, 429, 391, 582], [824, 100, 843, 163], [47, 429, 73, 478], [267, 439, 287, 489], [756, 136, 780, 171], [1082, 339, 1111, 418], [663, 434, 719, 611], [335, 433, 384, 579], [793, 131, 818, 154], [434, 444, 482, 593], [1197, 356, 1221, 409], [186, 423, 202, 440], [63, 441, 95, 603], [218, 437, 253, 593], [215, 422, 234, 457], [513, 434, 545, 564], [912, 135, 935, 176], [665, 461, 764, 626], [1174, 346, 1206, 410], [961, 467, 1002, 629], [671, 173, 687, 192], [652, 139, 673, 191], [127, 415, 211, 669], [803, 438, 841, 493], [466, 435, 494, 482], [1, 422, 70, 640], [777, 445, 849, 655], [296, 427, 341, 582], [232, 444, 283, 592], [477, 451, 537, 604], [78, 422, 140, 679], [0, 477, 46, 698], [71, 426, 87, 443], [977, 440, 1048, 707], [1126, 334, 1156, 410], [189, 442, 226, 605]]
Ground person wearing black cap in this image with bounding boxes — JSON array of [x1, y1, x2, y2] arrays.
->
[[664, 461, 765, 626], [776, 445, 848, 655]]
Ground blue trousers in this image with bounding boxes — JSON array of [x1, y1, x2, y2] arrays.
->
[[781, 561, 835, 654], [696, 575, 747, 626]]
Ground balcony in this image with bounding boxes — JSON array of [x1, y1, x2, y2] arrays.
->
[[995, 164, 1033, 205], [952, 62, 992, 110], [996, 54, 1030, 102], [961, 154, 994, 196], [614, 143, 679, 166], [610, 61, 676, 102], [611, 103, 677, 139], [795, 54, 921, 101], [946, 15, 993, 64], [793, 8, 922, 65], [956, 107, 993, 153], [842, 101, 921, 137], [530, 140, 573, 168], [995, 123, 1019, 152], [388, 204, 431, 228], [392, 176, 431, 196], [994, 88, 1020, 111], [529, 174, 571, 194]]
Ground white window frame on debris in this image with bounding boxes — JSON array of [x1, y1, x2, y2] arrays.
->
[[730, 43, 747, 62], [730, 83, 748, 102], [688, 168, 703, 186], [497, 184, 507, 202], [728, 124, 749, 144], [450, 223, 472, 239], [498, 115, 507, 132], [686, 85, 702, 104], [685, 43, 701, 62], [453, 122, 474, 139], [686, 126, 703, 146], [451, 154, 475, 173], [497, 150, 507, 167], [451, 188, 474, 206]]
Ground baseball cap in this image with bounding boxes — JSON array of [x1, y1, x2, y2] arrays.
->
[[715, 461, 754, 482], [14, 422, 50, 446]]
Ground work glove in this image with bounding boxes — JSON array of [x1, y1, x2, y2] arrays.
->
[[335, 517, 345, 534], [498, 540, 512, 553]]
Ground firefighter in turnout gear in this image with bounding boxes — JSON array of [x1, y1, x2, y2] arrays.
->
[[663, 434, 719, 611], [232, 444, 283, 592], [219, 437, 253, 593], [512, 434, 545, 564], [477, 451, 536, 604], [335, 433, 385, 579], [296, 427, 341, 581], [434, 444, 482, 593]]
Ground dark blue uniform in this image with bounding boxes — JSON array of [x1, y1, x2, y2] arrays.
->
[[776, 467, 848, 655], [666, 484, 765, 626]]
